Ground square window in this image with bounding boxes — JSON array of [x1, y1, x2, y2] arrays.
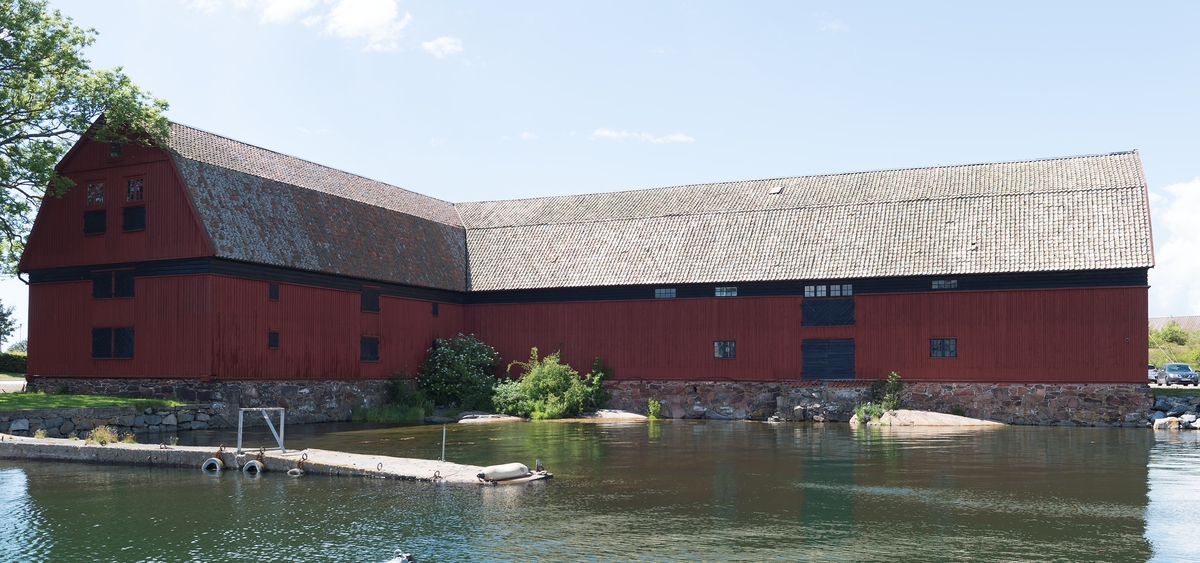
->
[[268, 331, 280, 349], [361, 288, 380, 312], [113, 328, 134, 358], [269, 283, 279, 301], [431, 302, 439, 317], [816, 285, 827, 297], [714, 340, 736, 359], [122, 206, 146, 231], [361, 336, 380, 362], [83, 210, 106, 234], [654, 288, 676, 299], [109, 141, 122, 158], [86, 183, 104, 206], [804, 285, 815, 298], [91, 328, 113, 358], [930, 338, 957, 358], [842, 284, 853, 296], [830, 284, 842, 297], [715, 286, 737, 297], [126, 179, 143, 202], [113, 271, 135, 298]]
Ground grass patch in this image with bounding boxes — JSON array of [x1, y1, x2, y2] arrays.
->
[[0, 372, 25, 380], [0, 391, 182, 411], [359, 403, 426, 424], [1153, 387, 1200, 397]]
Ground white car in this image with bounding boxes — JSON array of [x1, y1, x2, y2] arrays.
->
[[1149, 364, 1158, 381]]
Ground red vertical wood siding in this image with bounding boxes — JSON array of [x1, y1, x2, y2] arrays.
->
[[854, 287, 1147, 383], [466, 287, 1147, 384], [20, 139, 212, 270], [27, 275, 212, 378], [209, 276, 464, 379]]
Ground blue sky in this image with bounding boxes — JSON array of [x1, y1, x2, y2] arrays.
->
[[2, 0, 1198, 345]]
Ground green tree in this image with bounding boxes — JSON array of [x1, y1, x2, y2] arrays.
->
[[415, 334, 500, 410], [1155, 321, 1189, 346], [1, 0, 169, 269]]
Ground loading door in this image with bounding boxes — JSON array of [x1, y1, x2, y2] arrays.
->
[[802, 339, 855, 380]]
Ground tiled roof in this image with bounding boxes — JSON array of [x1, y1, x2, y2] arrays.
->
[[457, 153, 1154, 291], [166, 123, 462, 227], [1149, 316, 1200, 331], [167, 124, 466, 290]]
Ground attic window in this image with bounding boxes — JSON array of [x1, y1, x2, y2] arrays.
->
[[431, 302, 439, 317], [86, 183, 104, 206], [932, 280, 958, 290], [269, 284, 279, 301], [126, 179, 143, 201], [109, 142, 122, 158], [715, 286, 737, 297], [361, 287, 380, 312], [654, 288, 676, 299], [768, 186, 784, 195]]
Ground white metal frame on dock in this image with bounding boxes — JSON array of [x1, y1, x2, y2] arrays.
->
[[236, 408, 286, 454]]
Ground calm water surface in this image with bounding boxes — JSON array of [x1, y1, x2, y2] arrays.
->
[[1, 421, 1197, 562]]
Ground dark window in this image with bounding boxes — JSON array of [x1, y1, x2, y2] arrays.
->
[[91, 328, 113, 358], [842, 284, 853, 296], [361, 287, 380, 312], [113, 328, 134, 358], [268, 331, 280, 349], [654, 288, 676, 299], [109, 141, 122, 157], [360, 336, 379, 361], [932, 280, 958, 290], [802, 299, 855, 326], [126, 179, 143, 201], [91, 272, 113, 298], [86, 183, 104, 205], [84, 210, 106, 234], [802, 339, 855, 380], [714, 340, 736, 358], [269, 283, 279, 301], [122, 206, 146, 231], [113, 271, 135, 298], [715, 286, 737, 297], [930, 338, 957, 358], [431, 302, 439, 317]]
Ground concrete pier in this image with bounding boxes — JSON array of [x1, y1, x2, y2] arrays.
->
[[0, 433, 483, 484]]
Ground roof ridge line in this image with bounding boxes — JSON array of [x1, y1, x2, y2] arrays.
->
[[462, 184, 1146, 231], [456, 151, 1139, 206]]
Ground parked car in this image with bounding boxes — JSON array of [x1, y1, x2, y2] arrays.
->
[[1149, 364, 1158, 381], [1157, 363, 1199, 386]]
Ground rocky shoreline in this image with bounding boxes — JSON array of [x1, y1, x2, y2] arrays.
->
[[1149, 395, 1200, 430]]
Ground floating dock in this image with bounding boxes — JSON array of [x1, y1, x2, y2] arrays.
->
[[0, 433, 483, 484]]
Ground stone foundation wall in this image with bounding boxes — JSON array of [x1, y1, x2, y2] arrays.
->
[[24, 378, 389, 425], [605, 380, 1155, 426], [1, 404, 225, 438]]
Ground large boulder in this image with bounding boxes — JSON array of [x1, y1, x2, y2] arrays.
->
[[1153, 417, 1180, 430], [1166, 403, 1191, 417]]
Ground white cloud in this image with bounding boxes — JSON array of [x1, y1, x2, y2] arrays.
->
[[591, 128, 694, 143], [422, 36, 464, 58], [1149, 178, 1200, 316], [430, 138, 447, 147], [324, 0, 413, 51], [257, 0, 319, 23], [820, 19, 849, 32], [520, 131, 537, 140]]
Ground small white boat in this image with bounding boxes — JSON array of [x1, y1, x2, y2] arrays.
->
[[477, 460, 553, 485]]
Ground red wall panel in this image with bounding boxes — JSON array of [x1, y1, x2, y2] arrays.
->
[[209, 276, 465, 379], [27, 275, 212, 378], [854, 287, 1147, 383], [20, 139, 212, 270]]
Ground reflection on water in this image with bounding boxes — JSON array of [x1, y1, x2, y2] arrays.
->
[[1, 421, 1194, 562]]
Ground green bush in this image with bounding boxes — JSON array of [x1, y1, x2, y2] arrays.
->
[[870, 371, 903, 411], [583, 357, 612, 411], [854, 402, 885, 422], [0, 352, 27, 373], [416, 334, 499, 410], [647, 398, 662, 419], [494, 348, 606, 419], [6, 339, 26, 353]]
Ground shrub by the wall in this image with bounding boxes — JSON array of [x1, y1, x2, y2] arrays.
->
[[416, 334, 500, 410], [494, 349, 609, 419]]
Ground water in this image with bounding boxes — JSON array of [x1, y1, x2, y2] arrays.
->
[[1, 421, 1197, 562]]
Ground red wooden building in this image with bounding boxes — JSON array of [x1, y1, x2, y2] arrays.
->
[[18, 123, 1155, 420]]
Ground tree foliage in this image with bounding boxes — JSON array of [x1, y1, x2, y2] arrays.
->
[[415, 334, 499, 410], [0, 0, 169, 269]]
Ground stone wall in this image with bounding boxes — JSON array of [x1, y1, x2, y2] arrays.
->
[[0, 404, 226, 438], [24, 378, 389, 425], [604, 380, 1155, 426]]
